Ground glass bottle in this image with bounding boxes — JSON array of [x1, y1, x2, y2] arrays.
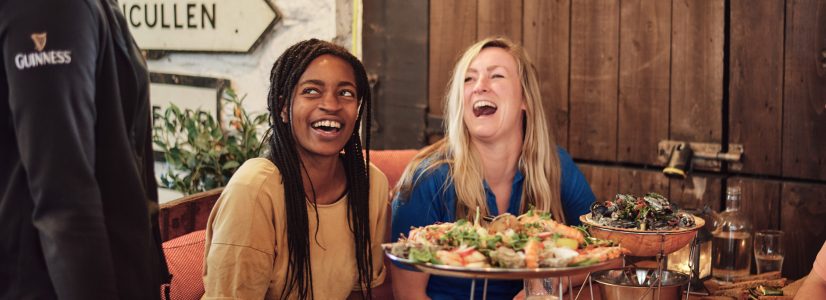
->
[[712, 185, 753, 281]]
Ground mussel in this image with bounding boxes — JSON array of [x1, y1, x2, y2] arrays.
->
[[641, 193, 671, 213], [590, 202, 613, 218], [677, 213, 696, 227]]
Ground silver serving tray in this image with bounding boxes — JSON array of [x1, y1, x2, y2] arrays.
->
[[385, 250, 622, 279]]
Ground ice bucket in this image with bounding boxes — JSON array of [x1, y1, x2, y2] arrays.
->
[[592, 268, 689, 300]]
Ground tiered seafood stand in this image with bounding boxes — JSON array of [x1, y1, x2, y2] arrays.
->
[[385, 214, 705, 300], [582, 214, 705, 300]]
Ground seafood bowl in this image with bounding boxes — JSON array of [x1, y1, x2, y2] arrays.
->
[[385, 250, 623, 279], [579, 214, 704, 257]]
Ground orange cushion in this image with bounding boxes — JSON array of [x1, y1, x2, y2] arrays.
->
[[369, 149, 419, 188], [161, 230, 206, 300]]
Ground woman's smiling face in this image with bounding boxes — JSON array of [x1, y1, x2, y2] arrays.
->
[[462, 47, 525, 142], [287, 54, 359, 160]]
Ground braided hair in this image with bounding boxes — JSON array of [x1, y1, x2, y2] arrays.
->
[[266, 39, 373, 299]]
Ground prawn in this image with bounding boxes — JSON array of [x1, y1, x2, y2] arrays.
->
[[435, 250, 463, 266], [539, 219, 585, 244], [524, 238, 544, 268], [517, 213, 586, 244], [408, 223, 453, 244], [573, 246, 628, 264]]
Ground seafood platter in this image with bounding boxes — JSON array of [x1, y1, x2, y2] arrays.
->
[[384, 209, 628, 279]]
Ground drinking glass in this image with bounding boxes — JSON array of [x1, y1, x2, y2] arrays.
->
[[524, 278, 560, 300], [753, 230, 784, 274]]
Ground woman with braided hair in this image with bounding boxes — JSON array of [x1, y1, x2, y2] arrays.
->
[[202, 39, 388, 299]]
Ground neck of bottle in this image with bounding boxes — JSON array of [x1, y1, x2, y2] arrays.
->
[[725, 194, 741, 211]]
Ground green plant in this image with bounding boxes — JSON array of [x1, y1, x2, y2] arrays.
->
[[152, 87, 268, 195]]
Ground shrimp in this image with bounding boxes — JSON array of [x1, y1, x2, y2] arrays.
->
[[436, 247, 491, 268], [538, 219, 585, 244], [517, 213, 543, 224], [524, 238, 544, 268], [408, 223, 453, 244], [516, 212, 585, 244], [573, 246, 628, 264], [435, 250, 463, 266], [461, 250, 489, 268]]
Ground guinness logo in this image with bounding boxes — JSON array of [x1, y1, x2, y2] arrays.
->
[[31, 32, 47, 52], [14, 32, 72, 70]]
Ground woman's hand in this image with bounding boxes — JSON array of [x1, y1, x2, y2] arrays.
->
[[512, 289, 526, 300], [519, 278, 565, 300]]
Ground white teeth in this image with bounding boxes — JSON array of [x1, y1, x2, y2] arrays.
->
[[473, 100, 497, 109], [312, 120, 341, 129]]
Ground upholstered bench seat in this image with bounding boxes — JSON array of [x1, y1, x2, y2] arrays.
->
[[162, 230, 207, 300]]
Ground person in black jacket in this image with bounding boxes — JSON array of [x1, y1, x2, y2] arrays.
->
[[0, 0, 169, 299]]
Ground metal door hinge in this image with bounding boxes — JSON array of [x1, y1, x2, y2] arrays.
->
[[658, 140, 744, 172]]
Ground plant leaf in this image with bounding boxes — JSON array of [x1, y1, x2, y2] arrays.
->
[[222, 161, 240, 170]]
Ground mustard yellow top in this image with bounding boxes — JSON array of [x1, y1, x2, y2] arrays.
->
[[202, 158, 389, 299]]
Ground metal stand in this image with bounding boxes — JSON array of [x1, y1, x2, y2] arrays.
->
[[630, 233, 698, 300], [469, 279, 474, 300], [468, 279, 491, 300], [469, 273, 602, 300]]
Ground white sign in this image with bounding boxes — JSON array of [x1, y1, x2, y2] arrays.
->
[[149, 72, 226, 121], [121, 0, 278, 52], [151, 83, 219, 116], [149, 73, 228, 153]]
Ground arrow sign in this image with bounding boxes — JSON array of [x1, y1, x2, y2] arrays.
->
[[120, 0, 278, 53]]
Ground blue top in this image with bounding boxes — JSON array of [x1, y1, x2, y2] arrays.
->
[[390, 148, 595, 300]]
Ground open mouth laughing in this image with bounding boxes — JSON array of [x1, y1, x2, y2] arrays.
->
[[311, 119, 342, 133], [472, 100, 497, 117]]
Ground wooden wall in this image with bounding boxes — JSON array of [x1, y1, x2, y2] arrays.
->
[[363, 0, 429, 148], [365, 0, 826, 279]]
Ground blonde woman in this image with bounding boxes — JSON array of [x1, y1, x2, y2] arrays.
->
[[390, 37, 596, 299]]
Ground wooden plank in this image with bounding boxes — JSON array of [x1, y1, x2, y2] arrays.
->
[[363, 0, 429, 149], [523, 0, 571, 148], [429, 0, 477, 121], [669, 175, 722, 212], [477, 0, 523, 41], [616, 168, 670, 199], [782, 0, 826, 181], [579, 165, 669, 203], [729, 0, 784, 176], [158, 188, 222, 241], [578, 164, 620, 205], [617, 0, 671, 165], [670, 0, 724, 151], [729, 177, 782, 232], [569, 0, 619, 161], [781, 182, 826, 279]]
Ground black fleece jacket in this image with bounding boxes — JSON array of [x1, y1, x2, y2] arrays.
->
[[0, 0, 169, 298]]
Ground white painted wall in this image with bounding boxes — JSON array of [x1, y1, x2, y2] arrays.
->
[[151, 0, 360, 203], [147, 0, 357, 117]]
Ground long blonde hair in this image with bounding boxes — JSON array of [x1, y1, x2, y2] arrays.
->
[[396, 37, 564, 223]]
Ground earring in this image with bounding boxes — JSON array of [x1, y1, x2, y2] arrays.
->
[[280, 111, 288, 123], [277, 95, 288, 123]]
